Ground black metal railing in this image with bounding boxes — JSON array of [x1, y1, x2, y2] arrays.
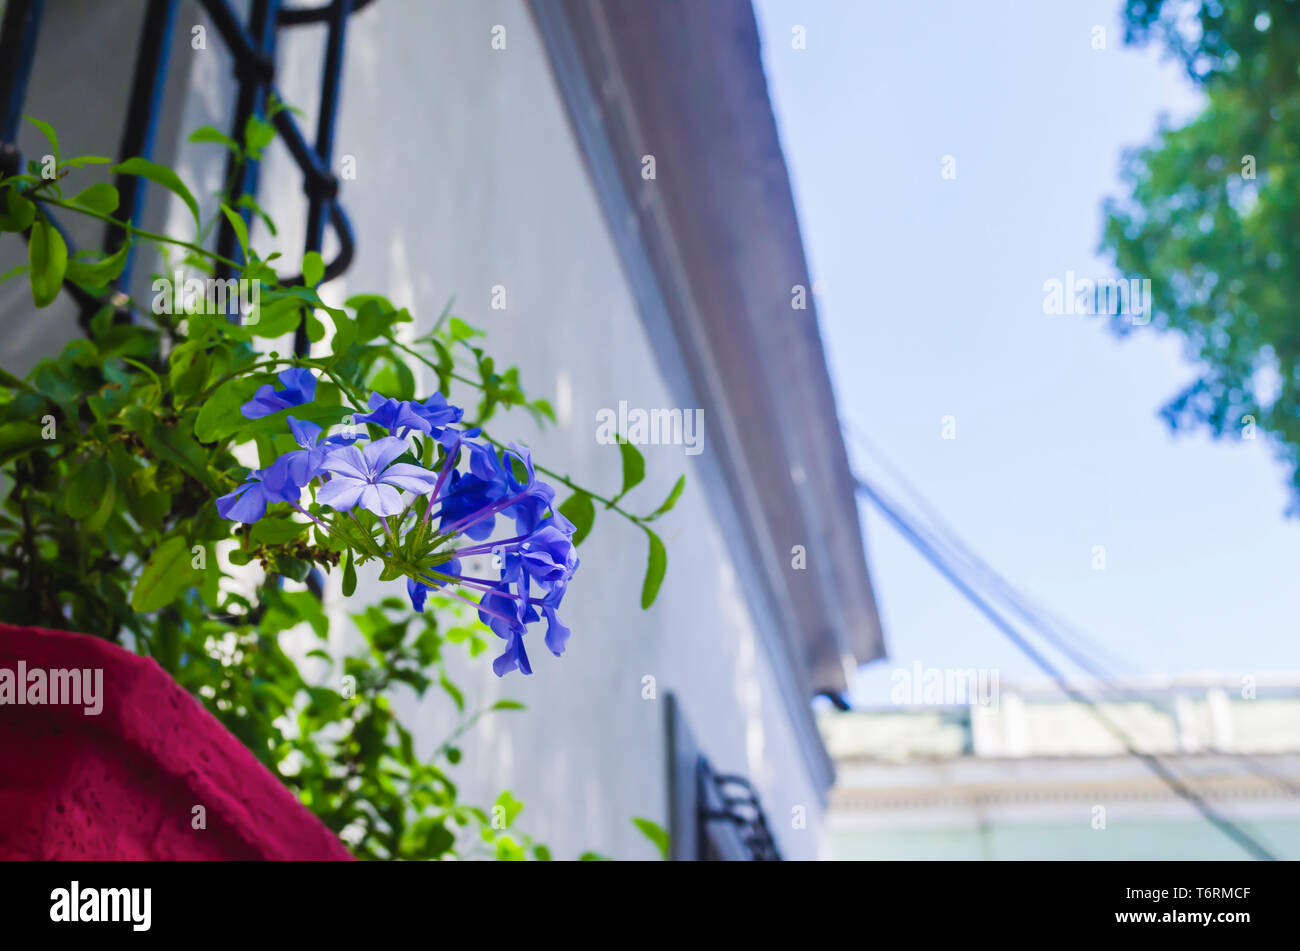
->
[[0, 0, 368, 342], [699, 759, 783, 861]]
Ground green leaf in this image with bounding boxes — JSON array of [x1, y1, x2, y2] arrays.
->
[[68, 182, 119, 215], [244, 115, 275, 155], [494, 836, 525, 861], [341, 547, 357, 597], [618, 438, 645, 498], [302, 250, 324, 287], [640, 528, 666, 610], [125, 405, 218, 490], [25, 116, 58, 160], [65, 243, 129, 289], [248, 296, 301, 338], [527, 398, 556, 425], [491, 699, 525, 711], [0, 189, 35, 233], [439, 673, 464, 712], [195, 377, 259, 443], [632, 817, 669, 860], [557, 491, 596, 546], [188, 125, 240, 152], [448, 316, 484, 341], [28, 219, 67, 307], [110, 157, 200, 233], [305, 311, 326, 344], [131, 535, 200, 613], [494, 790, 524, 828], [242, 399, 349, 438], [65, 455, 110, 519], [219, 203, 250, 261], [166, 340, 207, 403], [644, 474, 686, 521], [58, 156, 112, 169], [325, 308, 356, 357], [249, 517, 307, 545], [82, 470, 118, 532], [0, 421, 45, 465]]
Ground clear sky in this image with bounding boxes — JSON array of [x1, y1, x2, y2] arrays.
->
[[753, 0, 1300, 704]]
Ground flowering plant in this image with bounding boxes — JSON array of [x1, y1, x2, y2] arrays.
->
[[217, 378, 579, 677], [0, 113, 679, 859]]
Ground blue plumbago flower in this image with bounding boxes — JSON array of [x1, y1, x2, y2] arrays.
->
[[241, 368, 318, 419], [354, 393, 430, 436], [518, 524, 578, 586], [318, 436, 439, 516], [540, 577, 572, 657], [283, 416, 325, 487], [282, 416, 358, 486], [355, 391, 465, 438], [407, 557, 462, 613], [215, 389, 579, 677], [437, 468, 507, 541], [474, 567, 538, 677], [414, 392, 464, 432], [216, 453, 304, 523]]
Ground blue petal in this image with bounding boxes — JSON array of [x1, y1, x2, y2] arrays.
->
[[543, 607, 571, 657], [217, 482, 268, 523], [407, 577, 428, 613]]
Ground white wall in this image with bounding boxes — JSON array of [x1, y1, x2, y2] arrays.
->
[[0, 0, 828, 860], [239, 0, 824, 859]]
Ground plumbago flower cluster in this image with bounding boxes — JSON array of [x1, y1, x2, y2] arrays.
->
[[216, 368, 579, 676]]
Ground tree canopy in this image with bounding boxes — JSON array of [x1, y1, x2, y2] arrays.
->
[[1104, 0, 1300, 504]]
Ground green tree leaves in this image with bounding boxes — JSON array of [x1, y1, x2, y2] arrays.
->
[[1106, 1, 1300, 501]]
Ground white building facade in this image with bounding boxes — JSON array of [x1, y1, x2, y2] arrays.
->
[[821, 678, 1300, 860]]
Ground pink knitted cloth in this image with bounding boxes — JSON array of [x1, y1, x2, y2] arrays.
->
[[0, 623, 353, 860]]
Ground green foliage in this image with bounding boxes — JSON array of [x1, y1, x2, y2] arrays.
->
[[110, 156, 200, 233], [27, 219, 66, 307], [1105, 0, 1300, 503], [0, 114, 685, 859], [631, 817, 669, 859], [640, 528, 667, 610], [617, 438, 645, 497]]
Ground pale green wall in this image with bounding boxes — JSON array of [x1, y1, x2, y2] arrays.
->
[[830, 819, 1300, 860]]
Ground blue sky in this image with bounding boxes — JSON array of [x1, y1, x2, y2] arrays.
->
[[753, 0, 1300, 703]]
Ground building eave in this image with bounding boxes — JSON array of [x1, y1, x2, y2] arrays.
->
[[530, 0, 886, 796]]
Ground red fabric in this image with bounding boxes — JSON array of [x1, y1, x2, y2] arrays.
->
[[0, 623, 353, 860]]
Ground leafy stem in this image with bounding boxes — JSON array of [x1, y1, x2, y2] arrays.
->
[[33, 196, 244, 272]]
